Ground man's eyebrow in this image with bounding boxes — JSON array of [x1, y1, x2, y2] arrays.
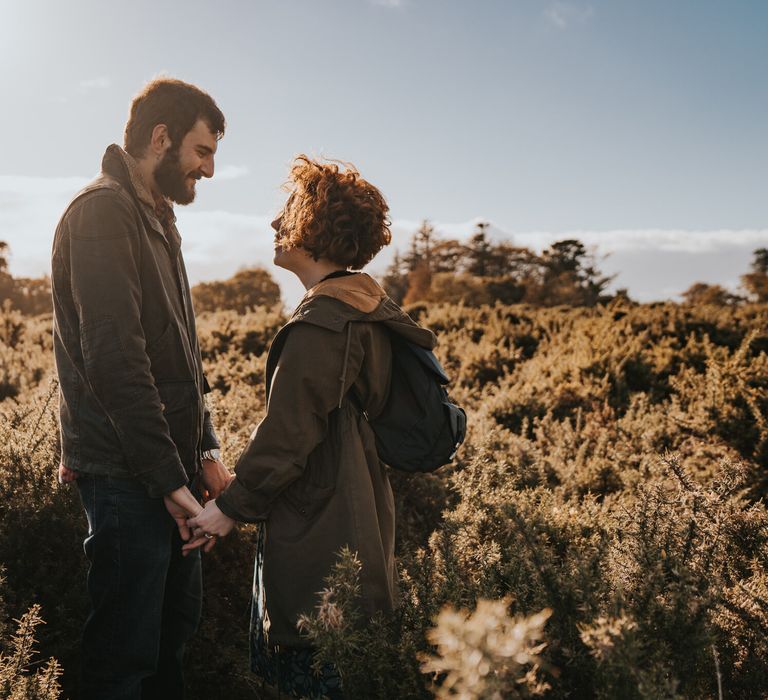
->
[[196, 145, 214, 154]]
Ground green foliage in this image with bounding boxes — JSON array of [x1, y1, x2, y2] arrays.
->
[[0, 298, 767, 698]]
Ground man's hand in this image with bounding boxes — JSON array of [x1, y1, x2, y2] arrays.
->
[[200, 458, 233, 502], [163, 486, 216, 553], [183, 500, 235, 554], [58, 462, 79, 484]]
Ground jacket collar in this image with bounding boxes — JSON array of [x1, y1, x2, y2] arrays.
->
[[101, 144, 177, 230], [287, 272, 437, 348], [302, 272, 387, 314]]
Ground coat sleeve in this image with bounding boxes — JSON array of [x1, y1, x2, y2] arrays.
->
[[66, 191, 188, 497], [201, 376, 221, 451], [216, 322, 361, 522]]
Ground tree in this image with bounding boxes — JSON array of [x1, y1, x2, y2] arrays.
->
[[741, 248, 768, 302], [466, 222, 494, 276], [423, 272, 493, 306], [0, 241, 9, 274], [386, 221, 445, 305], [11, 276, 52, 315], [535, 239, 614, 306], [0, 242, 12, 304], [431, 239, 467, 274], [191, 267, 281, 313], [682, 282, 742, 306], [382, 252, 410, 305], [0, 242, 52, 315]]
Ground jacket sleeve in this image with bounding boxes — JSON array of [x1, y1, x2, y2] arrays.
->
[[201, 376, 220, 451], [216, 322, 361, 522], [66, 191, 188, 497]]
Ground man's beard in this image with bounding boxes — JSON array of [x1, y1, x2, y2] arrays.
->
[[154, 147, 198, 205]]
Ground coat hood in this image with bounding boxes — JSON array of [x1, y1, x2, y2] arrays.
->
[[292, 272, 436, 349]]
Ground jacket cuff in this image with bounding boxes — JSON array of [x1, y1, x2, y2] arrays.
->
[[216, 477, 267, 523], [136, 457, 189, 498], [201, 409, 220, 451]]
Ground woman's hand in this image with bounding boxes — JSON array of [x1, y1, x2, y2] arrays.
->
[[183, 500, 235, 554]]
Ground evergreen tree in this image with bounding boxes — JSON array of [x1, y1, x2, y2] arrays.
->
[[742, 248, 768, 302], [466, 222, 493, 276], [382, 252, 410, 305]]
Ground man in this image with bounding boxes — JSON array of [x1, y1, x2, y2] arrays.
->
[[51, 78, 231, 699]]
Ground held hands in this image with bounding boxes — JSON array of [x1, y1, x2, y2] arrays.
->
[[163, 486, 218, 555], [183, 500, 235, 554]]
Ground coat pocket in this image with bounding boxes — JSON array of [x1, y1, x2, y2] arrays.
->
[[282, 478, 336, 521], [147, 320, 195, 381], [156, 380, 198, 466]]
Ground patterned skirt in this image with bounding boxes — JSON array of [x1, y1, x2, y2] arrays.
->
[[250, 524, 345, 700]]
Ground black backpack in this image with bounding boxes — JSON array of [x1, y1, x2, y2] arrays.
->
[[354, 333, 466, 473]]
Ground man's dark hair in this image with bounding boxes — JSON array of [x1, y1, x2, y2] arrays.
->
[[124, 78, 225, 157]]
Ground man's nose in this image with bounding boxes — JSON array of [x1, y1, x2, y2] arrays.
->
[[201, 156, 214, 179]]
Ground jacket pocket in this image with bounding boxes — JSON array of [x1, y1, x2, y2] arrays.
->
[[282, 478, 336, 521], [146, 321, 173, 356], [156, 380, 198, 468], [81, 316, 138, 408], [146, 320, 195, 381]]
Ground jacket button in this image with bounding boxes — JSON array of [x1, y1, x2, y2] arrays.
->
[[160, 402, 166, 411]]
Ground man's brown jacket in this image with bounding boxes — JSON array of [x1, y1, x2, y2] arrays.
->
[[51, 145, 218, 498]]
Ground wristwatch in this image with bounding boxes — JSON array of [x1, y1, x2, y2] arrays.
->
[[201, 449, 221, 462]]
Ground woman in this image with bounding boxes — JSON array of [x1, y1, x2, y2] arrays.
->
[[187, 155, 436, 698]]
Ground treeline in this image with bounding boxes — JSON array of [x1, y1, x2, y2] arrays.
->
[[2, 234, 768, 316], [682, 247, 768, 305], [0, 243, 51, 316], [382, 220, 768, 309], [191, 267, 281, 314], [382, 221, 618, 307]]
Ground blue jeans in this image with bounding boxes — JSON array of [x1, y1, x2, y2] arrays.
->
[[76, 474, 202, 700]]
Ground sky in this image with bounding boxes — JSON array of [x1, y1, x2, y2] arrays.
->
[[1, 0, 766, 306]]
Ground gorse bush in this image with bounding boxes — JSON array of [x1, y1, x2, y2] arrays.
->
[[0, 577, 62, 700], [0, 300, 766, 698]]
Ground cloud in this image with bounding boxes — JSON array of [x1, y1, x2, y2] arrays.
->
[[0, 176, 91, 278], [510, 228, 768, 255], [370, 0, 404, 8], [213, 165, 250, 181], [544, 2, 594, 29], [0, 175, 89, 196], [79, 77, 112, 91]]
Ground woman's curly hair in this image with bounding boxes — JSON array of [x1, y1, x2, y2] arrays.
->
[[278, 155, 391, 269]]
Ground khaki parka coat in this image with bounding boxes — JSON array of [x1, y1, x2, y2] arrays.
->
[[216, 273, 436, 646]]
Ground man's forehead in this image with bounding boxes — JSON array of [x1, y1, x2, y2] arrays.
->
[[186, 119, 219, 152]]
